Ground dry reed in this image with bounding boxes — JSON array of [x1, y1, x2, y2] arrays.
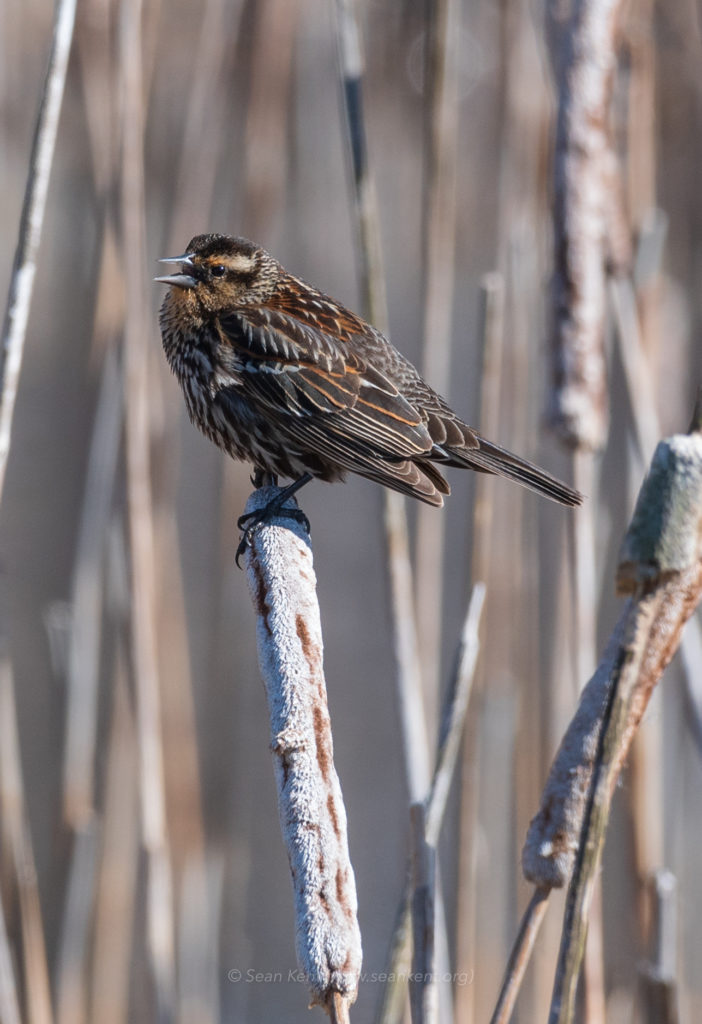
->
[[0, 1, 700, 1021]]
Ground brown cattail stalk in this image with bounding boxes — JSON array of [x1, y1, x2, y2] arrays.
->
[[547, 426, 702, 1023], [489, 423, 702, 1023], [547, 7, 629, 1013], [521, 606, 630, 889], [548, 0, 627, 450]]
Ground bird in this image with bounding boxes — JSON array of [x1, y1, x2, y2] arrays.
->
[[156, 233, 581, 540]]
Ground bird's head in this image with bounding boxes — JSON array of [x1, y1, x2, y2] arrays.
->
[[155, 234, 280, 314]]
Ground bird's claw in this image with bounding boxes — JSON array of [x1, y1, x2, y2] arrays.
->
[[235, 521, 254, 567], [250, 468, 278, 489], [235, 504, 311, 568]]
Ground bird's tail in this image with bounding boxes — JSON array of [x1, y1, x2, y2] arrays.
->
[[447, 435, 582, 507]]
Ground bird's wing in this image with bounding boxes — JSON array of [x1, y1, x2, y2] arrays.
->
[[217, 308, 433, 459]]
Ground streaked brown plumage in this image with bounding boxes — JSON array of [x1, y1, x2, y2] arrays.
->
[[156, 234, 581, 509]]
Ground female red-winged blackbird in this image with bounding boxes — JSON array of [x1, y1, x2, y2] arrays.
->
[[157, 234, 581, 515]]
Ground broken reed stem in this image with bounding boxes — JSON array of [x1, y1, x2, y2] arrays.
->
[[637, 870, 679, 1024], [0, 0, 77, 508], [548, 0, 627, 450], [375, 585, 484, 1024], [403, 584, 484, 1024], [243, 487, 362, 1015]]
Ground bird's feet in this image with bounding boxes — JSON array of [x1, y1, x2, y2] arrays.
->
[[236, 487, 312, 567], [250, 468, 278, 489]]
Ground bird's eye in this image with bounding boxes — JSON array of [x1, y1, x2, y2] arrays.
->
[[210, 263, 226, 278]]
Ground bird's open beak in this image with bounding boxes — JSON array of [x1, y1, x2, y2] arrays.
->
[[154, 254, 197, 289]]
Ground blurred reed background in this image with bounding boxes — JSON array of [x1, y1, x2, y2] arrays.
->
[[1, 0, 701, 1021]]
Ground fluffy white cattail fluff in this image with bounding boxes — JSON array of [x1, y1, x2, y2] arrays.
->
[[243, 487, 362, 1014]]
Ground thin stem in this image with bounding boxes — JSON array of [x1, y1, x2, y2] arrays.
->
[[0, 0, 78, 507], [334, 0, 389, 333], [120, 0, 176, 1015], [415, 0, 460, 698], [333, 0, 430, 801], [63, 347, 122, 825], [0, 648, 54, 1024], [409, 804, 437, 1024], [425, 583, 486, 844], [489, 887, 550, 1024], [376, 586, 485, 1024], [0, 888, 21, 1024]]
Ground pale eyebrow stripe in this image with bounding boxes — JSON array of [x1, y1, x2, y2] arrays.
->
[[212, 254, 256, 273]]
